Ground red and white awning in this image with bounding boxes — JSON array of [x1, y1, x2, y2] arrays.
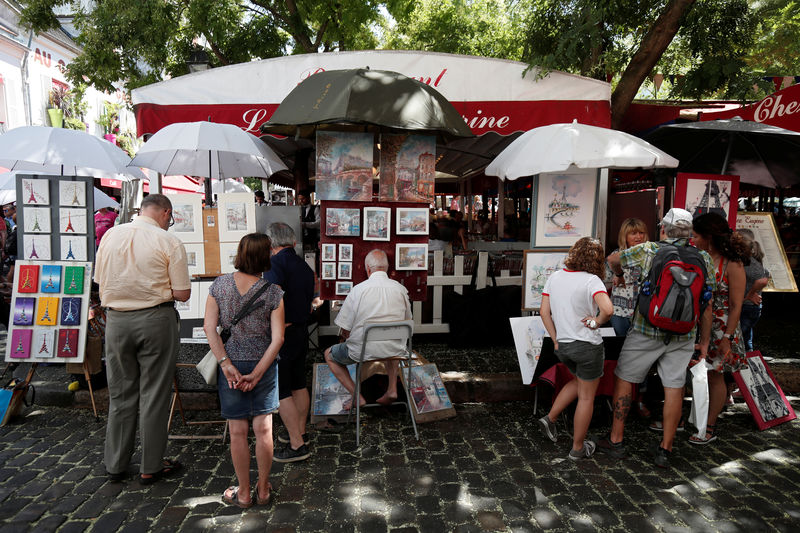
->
[[700, 84, 800, 133]]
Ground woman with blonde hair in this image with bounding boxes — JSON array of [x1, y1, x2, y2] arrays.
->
[[606, 218, 648, 336], [538, 237, 613, 460], [204, 233, 285, 507]]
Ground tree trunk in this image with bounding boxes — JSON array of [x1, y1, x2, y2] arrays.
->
[[610, 0, 696, 129]]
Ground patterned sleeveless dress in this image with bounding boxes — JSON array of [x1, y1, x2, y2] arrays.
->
[[707, 258, 747, 373]]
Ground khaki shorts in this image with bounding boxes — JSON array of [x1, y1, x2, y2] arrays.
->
[[614, 330, 694, 388]]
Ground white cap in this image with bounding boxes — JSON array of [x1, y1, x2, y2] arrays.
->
[[661, 208, 693, 227]]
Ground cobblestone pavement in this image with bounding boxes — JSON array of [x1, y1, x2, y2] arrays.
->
[[1, 398, 799, 532]]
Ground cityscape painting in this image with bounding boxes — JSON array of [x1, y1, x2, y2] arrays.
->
[[315, 132, 374, 201], [379, 134, 435, 203]]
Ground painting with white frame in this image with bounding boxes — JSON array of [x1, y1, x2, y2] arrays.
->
[[24, 207, 51, 234], [21, 178, 49, 205], [338, 262, 352, 279], [533, 169, 598, 248], [321, 243, 336, 262], [339, 243, 353, 262], [59, 181, 86, 207], [321, 262, 336, 280], [217, 193, 256, 242], [522, 249, 568, 310], [219, 242, 239, 273], [59, 208, 88, 234], [335, 281, 353, 296], [363, 207, 391, 241], [183, 243, 206, 276], [395, 243, 428, 270], [168, 194, 204, 242], [396, 207, 429, 235]]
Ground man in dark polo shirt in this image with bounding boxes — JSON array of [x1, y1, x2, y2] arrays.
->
[[264, 222, 315, 462]]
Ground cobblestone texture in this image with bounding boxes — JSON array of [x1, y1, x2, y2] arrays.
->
[[1, 399, 799, 532]]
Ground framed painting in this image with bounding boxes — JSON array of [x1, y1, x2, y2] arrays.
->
[[310, 363, 358, 420], [379, 134, 436, 203], [168, 194, 204, 242], [59, 208, 88, 234], [338, 262, 352, 280], [219, 241, 239, 274], [509, 316, 547, 385], [183, 243, 206, 276], [363, 207, 391, 241], [321, 243, 336, 262], [339, 243, 353, 262], [395, 243, 428, 271], [321, 262, 337, 280], [325, 208, 361, 237], [733, 351, 796, 430], [674, 172, 739, 229], [522, 249, 568, 311], [315, 131, 374, 201], [399, 363, 456, 422], [532, 169, 599, 248], [24, 207, 51, 234], [59, 180, 86, 207], [396, 207, 429, 235], [217, 192, 256, 242], [736, 212, 797, 292], [335, 281, 353, 296], [21, 178, 49, 205]]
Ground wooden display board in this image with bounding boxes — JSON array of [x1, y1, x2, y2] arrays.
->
[[202, 208, 221, 275]]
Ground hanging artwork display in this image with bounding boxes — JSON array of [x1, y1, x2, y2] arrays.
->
[[733, 351, 797, 430], [21, 178, 49, 205], [363, 207, 391, 241], [509, 316, 547, 384], [60, 236, 87, 261], [395, 243, 428, 270], [379, 134, 436, 203], [59, 181, 86, 207], [532, 170, 599, 248], [23, 207, 51, 234], [674, 173, 739, 229], [24, 235, 51, 261], [40, 265, 62, 293], [736, 212, 797, 292], [217, 192, 256, 242], [396, 207, 429, 235], [522, 249, 568, 311], [325, 208, 361, 237], [168, 194, 204, 243], [315, 132, 373, 201]]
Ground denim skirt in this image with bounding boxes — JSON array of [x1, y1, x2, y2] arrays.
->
[[217, 359, 279, 420]]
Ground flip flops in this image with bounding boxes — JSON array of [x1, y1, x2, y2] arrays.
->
[[139, 459, 183, 485], [222, 486, 253, 508]]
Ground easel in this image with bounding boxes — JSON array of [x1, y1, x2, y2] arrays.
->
[[168, 362, 228, 441]]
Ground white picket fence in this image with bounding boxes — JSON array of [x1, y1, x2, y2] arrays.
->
[[317, 251, 523, 336]]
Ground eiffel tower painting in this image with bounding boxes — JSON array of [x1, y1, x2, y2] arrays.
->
[[36, 297, 58, 326], [13, 297, 35, 325], [20, 269, 34, 290], [23, 179, 48, 205], [38, 335, 50, 354], [61, 297, 81, 325], [71, 184, 80, 205], [65, 240, 75, 260], [10, 330, 31, 359], [29, 239, 39, 259], [64, 211, 75, 232]]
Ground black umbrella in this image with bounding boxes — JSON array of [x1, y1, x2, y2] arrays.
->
[[647, 117, 800, 188], [260, 68, 474, 141]]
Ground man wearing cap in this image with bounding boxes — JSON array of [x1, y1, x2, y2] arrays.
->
[[599, 208, 716, 468]]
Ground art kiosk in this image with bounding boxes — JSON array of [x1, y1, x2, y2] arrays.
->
[[3, 175, 98, 419]]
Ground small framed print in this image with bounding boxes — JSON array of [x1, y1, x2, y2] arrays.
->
[[24, 207, 51, 234], [321, 243, 336, 262], [219, 242, 239, 274], [522, 249, 569, 311], [338, 262, 352, 280], [395, 243, 428, 270], [24, 235, 51, 260], [59, 180, 87, 207], [339, 243, 353, 262], [363, 207, 391, 241], [396, 207, 429, 235], [326, 207, 361, 237], [335, 281, 353, 296], [60, 236, 87, 261], [21, 178, 49, 205], [321, 262, 337, 280]]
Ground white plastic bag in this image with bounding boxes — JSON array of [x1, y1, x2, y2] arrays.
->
[[688, 360, 709, 439]]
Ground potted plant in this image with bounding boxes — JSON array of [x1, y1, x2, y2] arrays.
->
[[97, 101, 121, 143], [62, 84, 89, 131], [47, 86, 67, 128]]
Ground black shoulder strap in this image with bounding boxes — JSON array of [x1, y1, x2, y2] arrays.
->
[[230, 281, 271, 327]]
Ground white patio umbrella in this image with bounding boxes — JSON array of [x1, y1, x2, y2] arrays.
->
[[195, 178, 253, 195], [485, 120, 679, 180], [129, 121, 287, 203], [0, 126, 146, 179]]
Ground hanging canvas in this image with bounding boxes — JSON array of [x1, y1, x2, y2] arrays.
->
[[13, 298, 35, 326], [40, 265, 62, 293], [217, 193, 256, 242], [9, 330, 32, 359], [57, 329, 79, 358], [325, 208, 361, 237], [674, 173, 739, 229], [23, 207, 51, 234], [60, 236, 88, 261], [363, 207, 391, 241], [21, 178, 49, 205], [532, 170, 599, 248], [24, 235, 51, 261], [60, 297, 82, 326], [736, 212, 797, 292], [183, 243, 206, 276], [63, 266, 85, 294], [315, 132, 374, 201], [35, 296, 59, 326], [32, 329, 56, 358], [59, 181, 86, 207], [379, 134, 436, 203], [522, 249, 568, 311], [395, 243, 428, 270], [168, 194, 204, 242], [17, 265, 39, 293], [396, 207, 429, 235], [219, 242, 239, 274], [59, 208, 88, 234]]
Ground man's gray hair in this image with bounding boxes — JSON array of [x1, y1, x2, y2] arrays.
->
[[266, 222, 296, 248], [662, 221, 692, 238], [364, 249, 389, 271], [140, 193, 172, 211]]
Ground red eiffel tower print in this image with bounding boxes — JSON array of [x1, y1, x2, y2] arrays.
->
[[39, 335, 50, 354], [64, 212, 75, 232]]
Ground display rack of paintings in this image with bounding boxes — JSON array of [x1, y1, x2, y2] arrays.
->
[[168, 194, 204, 243], [217, 192, 256, 242], [522, 249, 568, 311], [736, 212, 797, 292], [315, 132, 373, 201], [379, 134, 435, 203], [531, 170, 599, 249], [5, 261, 93, 363], [674, 172, 739, 229]]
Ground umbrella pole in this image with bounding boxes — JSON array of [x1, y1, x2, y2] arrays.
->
[[720, 132, 734, 175], [205, 151, 213, 206]]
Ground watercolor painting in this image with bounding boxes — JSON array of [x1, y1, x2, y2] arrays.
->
[[396, 207, 429, 235], [312, 364, 358, 416], [183, 243, 206, 276], [335, 281, 353, 296], [321, 262, 336, 280], [338, 262, 352, 280], [315, 132, 374, 201], [363, 207, 391, 241], [321, 243, 336, 262], [406, 364, 452, 414], [379, 134, 436, 203], [61, 297, 82, 326], [339, 243, 353, 262], [32, 329, 56, 358], [534, 170, 597, 248], [173, 204, 196, 232], [167, 194, 204, 242], [60, 236, 87, 261], [395, 243, 428, 270], [63, 266, 85, 294], [509, 316, 547, 384], [675, 173, 740, 229], [522, 250, 568, 310], [59, 208, 88, 234], [24, 207, 51, 234], [9, 329, 32, 359], [24, 235, 51, 261], [17, 264, 39, 293], [35, 296, 59, 326], [40, 265, 62, 293], [217, 193, 256, 241], [13, 298, 35, 326], [59, 180, 86, 207], [22, 178, 49, 205], [325, 208, 361, 237]]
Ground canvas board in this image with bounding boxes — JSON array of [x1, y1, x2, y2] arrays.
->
[[675, 172, 739, 229], [60, 235, 88, 261], [509, 316, 547, 385], [736, 212, 797, 292], [400, 363, 456, 423], [168, 194, 204, 242], [21, 178, 49, 205], [217, 193, 256, 241], [522, 249, 568, 311], [59, 181, 86, 207], [532, 170, 599, 248], [379, 134, 436, 203], [315, 131, 373, 201], [59, 208, 88, 234], [732, 351, 796, 430], [23, 235, 51, 261]]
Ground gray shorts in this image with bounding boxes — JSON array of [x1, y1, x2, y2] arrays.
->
[[555, 340, 604, 381], [614, 330, 694, 388], [328, 342, 358, 365]]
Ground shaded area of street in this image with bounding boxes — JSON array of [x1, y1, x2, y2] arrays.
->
[[1, 399, 798, 532]]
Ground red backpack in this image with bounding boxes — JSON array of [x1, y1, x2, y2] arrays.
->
[[637, 242, 711, 339]]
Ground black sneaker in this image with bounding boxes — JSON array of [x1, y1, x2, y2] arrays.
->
[[595, 434, 627, 459], [273, 443, 311, 463], [277, 430, 309, 445], [653, 444, 671, 469], [538, 415, 558, 442], [568, 440, 597, 461]]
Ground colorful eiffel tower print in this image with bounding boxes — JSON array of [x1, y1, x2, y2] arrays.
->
[[10, 330, 32, 359], [41, 265, 61, 293], [57, 329, 78, 358], [26, 182, 38, 203], [25, 235, 51, 260], [61, 297, 81, 326], [33, 330, 55, 359], [29, 239, 39, 259], [38, 335, 50, 354], [18, 265, 38, 293], [36, 297, 58, 326], [71, 184, 80, 205], [13, 298, 35, 326], [64, 266, 84, 294]]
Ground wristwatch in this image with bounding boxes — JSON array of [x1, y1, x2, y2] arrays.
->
[[724, 334, 735, 342]]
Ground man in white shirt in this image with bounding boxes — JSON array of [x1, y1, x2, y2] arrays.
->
[[323, 249, 412, 409]]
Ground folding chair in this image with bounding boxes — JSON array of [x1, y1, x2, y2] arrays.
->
[[352, 320, 419, 447]]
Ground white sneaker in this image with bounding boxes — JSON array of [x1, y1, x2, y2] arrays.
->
[[538, 415, 558, 442]]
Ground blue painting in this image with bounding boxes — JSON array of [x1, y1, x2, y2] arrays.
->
[[13, 297, 35, 326], [315, 132, 373, 201], [40, 265, 62, 293], [60, 297, 81, 326]]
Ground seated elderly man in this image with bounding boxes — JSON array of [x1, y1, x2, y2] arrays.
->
[[324, 249, 412, 409]]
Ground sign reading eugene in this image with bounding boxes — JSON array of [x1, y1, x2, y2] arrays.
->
[[736, 212, 798, 292]]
